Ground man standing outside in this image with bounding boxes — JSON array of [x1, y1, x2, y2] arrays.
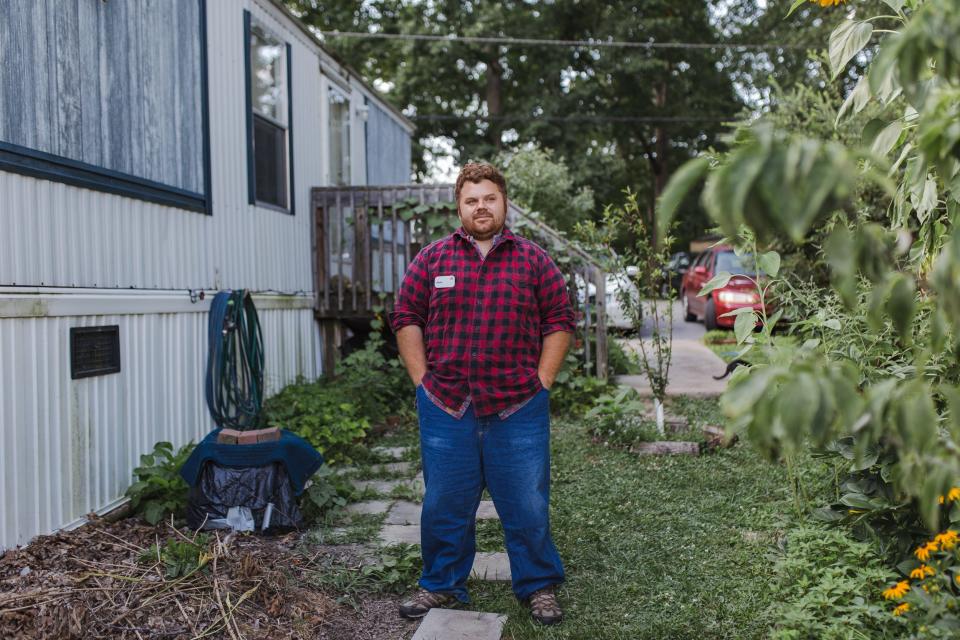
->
[[389, 162, 574, 626]]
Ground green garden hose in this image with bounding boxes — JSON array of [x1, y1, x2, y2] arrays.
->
[[205, 290, 264, 430]]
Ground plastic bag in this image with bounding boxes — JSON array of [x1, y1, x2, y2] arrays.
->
[[186, 461, 303, 532]]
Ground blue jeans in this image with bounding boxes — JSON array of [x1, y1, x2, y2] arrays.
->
[[415, 385, 565, 602]]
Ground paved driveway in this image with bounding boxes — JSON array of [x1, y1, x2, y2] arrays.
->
[[617, 300, 730, 397]]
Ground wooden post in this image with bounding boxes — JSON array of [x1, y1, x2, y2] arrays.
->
[[355, 198, 369, 307], [582, 267, 592, 374], [319, 318, 339, 379], [311, 189, 326, 313], [594, 267, 608, 380]]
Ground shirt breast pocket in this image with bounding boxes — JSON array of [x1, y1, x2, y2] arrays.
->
[[506, 276, 537, 310]]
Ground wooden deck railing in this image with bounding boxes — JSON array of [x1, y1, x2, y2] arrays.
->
[[311, 184, 608, 379]]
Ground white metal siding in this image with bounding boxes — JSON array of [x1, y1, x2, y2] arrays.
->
[[0, 0, 411, 551], [0, 299, 316, 551]]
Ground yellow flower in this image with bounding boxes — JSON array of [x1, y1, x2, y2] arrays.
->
[[939, 495, 946, 505], [911, 565, 936, 579], [935, 530, 959, 551], [893, 603, 911, 617], [814, 0, 847, 6], [883, 580, 911, 600], [916, 540, 939, 562], [949, 488, 960, 502]]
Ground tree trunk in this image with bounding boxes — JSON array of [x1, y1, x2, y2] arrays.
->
[[650, 80, 669, 247], [486, 51, 503, 150]]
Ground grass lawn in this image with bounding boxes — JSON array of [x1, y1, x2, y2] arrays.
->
[[461, 398, 819, 639]]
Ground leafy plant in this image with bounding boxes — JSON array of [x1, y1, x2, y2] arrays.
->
[[126, 441, 196, 525], [891, 516, 960, 636], [811, 436, 926, 560], [657, 0, 960, 531], [769, 524, 903, 640], [262, 319, 410, 463], [549, 351, 615, 416], [305, 543, 422, 609], [299, 465, 352, 524], [578, 189, 676, 434], [360, 544, 423, 594], [138, 533, 211, 579], [585, 386, 658, 446]]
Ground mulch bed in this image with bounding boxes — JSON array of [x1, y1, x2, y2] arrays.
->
[[1, 516, 417, 639]]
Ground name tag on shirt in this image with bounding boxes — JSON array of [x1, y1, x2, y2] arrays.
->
[[434, 275, 456, 289]]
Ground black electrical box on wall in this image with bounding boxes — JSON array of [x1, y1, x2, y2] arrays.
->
[[70, 326, 121, 379]]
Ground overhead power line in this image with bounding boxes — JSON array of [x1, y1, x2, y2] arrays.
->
[[410, 114, 736, 123], [322, 30, 813, 52]]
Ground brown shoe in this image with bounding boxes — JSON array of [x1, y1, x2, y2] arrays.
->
[[398, 588, 459, 619], [528, 586, 563, 625]]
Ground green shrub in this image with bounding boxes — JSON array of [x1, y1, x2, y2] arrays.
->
[[585, 386, 654, 446], [126, 441, 196, 525], [607, 338, 640, 375], [769, 524, 903, 640], [550, 350, 616, 416], [262, 322, 410, 463], [262, 378, 370, 464], [299, 465, 353, 524]]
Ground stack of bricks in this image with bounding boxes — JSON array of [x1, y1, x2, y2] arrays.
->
[[216, 427, 281, 445]]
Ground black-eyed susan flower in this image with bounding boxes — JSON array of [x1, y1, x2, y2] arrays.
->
[[910, 564, 936, 579], [883, 580, 911, 600], [893, 602, 911, 616], [949, 488, 960, 502], [935, 530, 959, 551], [916, 540, 939, 562], [812, 0, 847, 6]]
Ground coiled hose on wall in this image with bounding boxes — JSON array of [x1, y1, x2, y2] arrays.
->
[[204, 290, 264, 430]]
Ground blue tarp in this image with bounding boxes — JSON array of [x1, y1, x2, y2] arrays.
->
[[180, 429, 323, 495]]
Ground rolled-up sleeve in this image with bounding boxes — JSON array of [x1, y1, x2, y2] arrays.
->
[[536, 252, 576, 336], [389, 248, 431, 332]]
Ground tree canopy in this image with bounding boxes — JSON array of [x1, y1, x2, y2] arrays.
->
[[291, 0, 834, 247]]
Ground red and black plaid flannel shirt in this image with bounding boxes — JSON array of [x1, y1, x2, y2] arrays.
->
[[389, 226, 576, 418]]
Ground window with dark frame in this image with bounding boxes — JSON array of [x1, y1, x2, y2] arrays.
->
[[246, 16, 292, 211]]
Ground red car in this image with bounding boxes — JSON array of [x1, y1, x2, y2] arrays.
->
[[680, 246, 765, 330]]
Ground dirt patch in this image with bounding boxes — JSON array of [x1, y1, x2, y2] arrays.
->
[[1, 516, 417, 639]]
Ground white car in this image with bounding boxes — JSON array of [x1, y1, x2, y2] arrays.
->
[[575, 267, 640, 331]]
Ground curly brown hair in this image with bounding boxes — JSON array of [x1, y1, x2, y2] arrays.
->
[[455, 162, 508, 203]]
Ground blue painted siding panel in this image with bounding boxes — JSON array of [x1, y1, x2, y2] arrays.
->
[[365, 101, 411, 185], [0, 0, 204, 195]]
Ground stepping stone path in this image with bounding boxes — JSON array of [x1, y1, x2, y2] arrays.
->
[[412, 609, 506, 640], [341, 445, 512, 639]]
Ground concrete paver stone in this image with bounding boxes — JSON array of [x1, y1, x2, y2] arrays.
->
[[470, 552, 511, 581], [371, 446, 410, 460], [370, 461, 415, 475], [385, 501, 422, 525], [412, 609, 506, 640], [475, 501, 499, 520], [379, 524, 422, 546], [353, 479, 405, 495], [345, 500, 393, 516]]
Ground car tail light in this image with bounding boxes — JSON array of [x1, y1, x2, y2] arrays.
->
[[717, 290, 760, 304]]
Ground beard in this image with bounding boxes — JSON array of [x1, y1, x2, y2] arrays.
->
[[460, 208, 504, 241]]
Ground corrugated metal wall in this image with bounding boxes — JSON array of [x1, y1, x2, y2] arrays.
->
[[0, 0, 413, 551], [365, 100, 413, 185], [0, 301, 317, 550]]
